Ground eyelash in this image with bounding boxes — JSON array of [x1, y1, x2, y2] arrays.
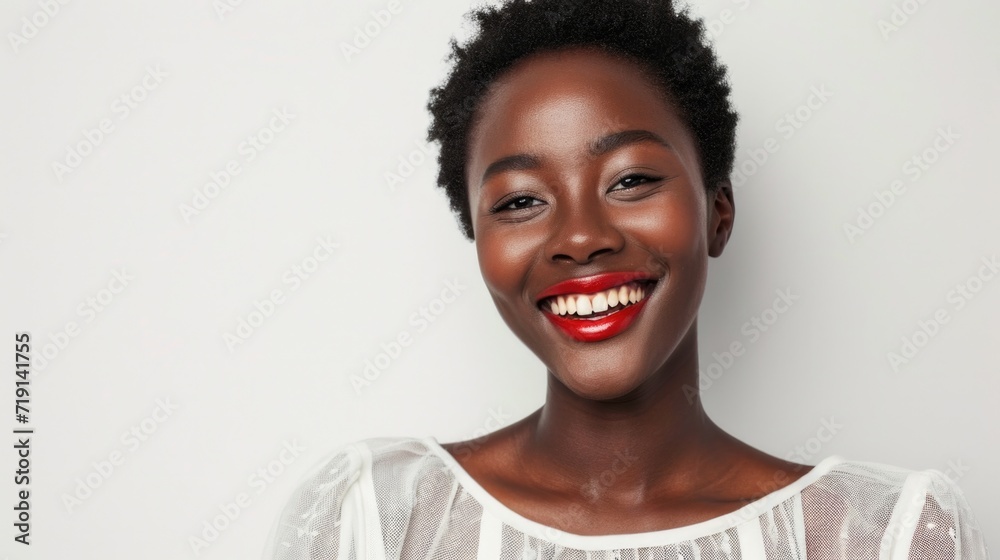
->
[[616, 173, 664, 190], [489, 173, 665, 214]]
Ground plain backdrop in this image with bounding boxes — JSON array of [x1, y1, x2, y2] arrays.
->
[[1, 0, 998, 557]]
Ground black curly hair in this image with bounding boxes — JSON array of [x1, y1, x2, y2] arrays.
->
[[426, 0, 739, 241]]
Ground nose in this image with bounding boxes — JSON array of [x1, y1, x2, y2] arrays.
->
[[545, 194, 626, 264]]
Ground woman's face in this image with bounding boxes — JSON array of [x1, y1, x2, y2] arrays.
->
[[465, 47, 734, 400]]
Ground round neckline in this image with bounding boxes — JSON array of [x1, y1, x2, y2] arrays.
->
[[421, 435, 846, 550]]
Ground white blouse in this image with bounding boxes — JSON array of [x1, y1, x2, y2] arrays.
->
[[261, 436, 989, 559]]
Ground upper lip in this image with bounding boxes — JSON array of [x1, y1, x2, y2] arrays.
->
[[535, 271, 658, 305]]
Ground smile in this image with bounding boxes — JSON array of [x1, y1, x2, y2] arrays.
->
[[539, 280, 653, 317], [535, 273, 660, 342]]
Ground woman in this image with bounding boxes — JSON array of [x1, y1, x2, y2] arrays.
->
[[263, 0, 989, 558]]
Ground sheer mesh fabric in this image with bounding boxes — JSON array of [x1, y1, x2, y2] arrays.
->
[[261, 437, 989, 559]]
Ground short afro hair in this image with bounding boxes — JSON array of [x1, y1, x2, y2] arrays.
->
[[426, 0, 739, 241]]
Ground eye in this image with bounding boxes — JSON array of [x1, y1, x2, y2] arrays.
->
[[491, 194, 545, 213], [612, 173, 664, 191]]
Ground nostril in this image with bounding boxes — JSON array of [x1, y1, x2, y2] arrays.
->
[[551, 246, 617, 265]]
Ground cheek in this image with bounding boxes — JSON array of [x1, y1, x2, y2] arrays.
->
[[476, 232, 534, 306], [624, 189, 707, 258]]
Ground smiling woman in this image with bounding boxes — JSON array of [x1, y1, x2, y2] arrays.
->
[[261, 0, 989, 558]]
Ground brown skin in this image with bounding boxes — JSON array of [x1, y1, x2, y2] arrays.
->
[[440, 46, 812, 535]]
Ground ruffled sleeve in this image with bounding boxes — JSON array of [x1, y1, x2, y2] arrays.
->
[[883, 469, 990, 560], [260, 442, 364, 560]]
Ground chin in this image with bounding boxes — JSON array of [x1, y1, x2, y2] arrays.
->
[[555, 366, 648, 402]]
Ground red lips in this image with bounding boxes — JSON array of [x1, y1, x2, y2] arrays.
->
[[535, 271, 657, 304], [536, 271, 659, 343]]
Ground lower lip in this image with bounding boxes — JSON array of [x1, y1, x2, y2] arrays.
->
[[541, 287, 653, 343]]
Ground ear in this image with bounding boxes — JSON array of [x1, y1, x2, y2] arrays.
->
[[708, 179, 735, 258]]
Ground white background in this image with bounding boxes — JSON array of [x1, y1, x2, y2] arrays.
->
[[1, 0, 997, 557]]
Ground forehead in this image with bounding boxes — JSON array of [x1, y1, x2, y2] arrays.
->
[[466, 47, 699, 185]]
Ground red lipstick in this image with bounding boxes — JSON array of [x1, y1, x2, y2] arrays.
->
[[536, 272, 658, 343], [535, 271, 656, 303]]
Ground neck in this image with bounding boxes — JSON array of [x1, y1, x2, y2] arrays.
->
[[519, 327, 734, 500]]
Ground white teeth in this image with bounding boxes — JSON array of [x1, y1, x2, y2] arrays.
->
[[592, 293, 608, 313], [543, 280, 653, 317]]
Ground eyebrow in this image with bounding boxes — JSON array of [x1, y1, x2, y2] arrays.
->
[[479, 129, 674, 187]]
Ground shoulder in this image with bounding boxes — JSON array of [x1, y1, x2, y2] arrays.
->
[[260, 436, 444, 560], [277, 435, 442, 495], [801, 458, 989, 559], [884, 466, 989, 559]]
